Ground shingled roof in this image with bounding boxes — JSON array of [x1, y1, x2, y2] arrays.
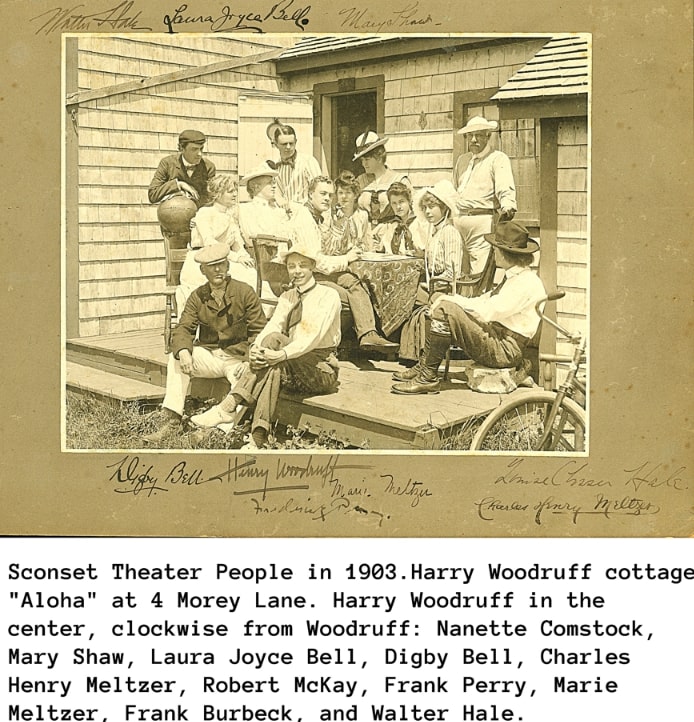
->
[[492, 35, 590, 101], [278, 35, 387, 58]]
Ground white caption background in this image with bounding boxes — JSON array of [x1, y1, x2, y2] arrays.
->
[[2, 537, 691, 722]]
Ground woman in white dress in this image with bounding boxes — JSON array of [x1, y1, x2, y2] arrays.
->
[[177, 175, 257, 312]]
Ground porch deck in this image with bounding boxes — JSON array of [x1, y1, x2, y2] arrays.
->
[[66, 329, 514, 450]]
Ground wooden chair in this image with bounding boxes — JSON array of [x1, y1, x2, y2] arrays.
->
[[427, 249, 497, 380], [249, 234, 290, 308], [162, 230, 190, 354]]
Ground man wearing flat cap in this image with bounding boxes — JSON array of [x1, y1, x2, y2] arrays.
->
[[392, 222, 546, 395], [452, 115, 517, 278], [266, 119, 322, 208], [143, 242, 266, 445], [148, 129, 217, 208]]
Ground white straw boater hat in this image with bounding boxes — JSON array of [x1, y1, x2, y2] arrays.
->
[[414, 179, 458, 221], [352, 131, 389, 161], [278, 242, 320, 264], [241, 161, 279, 185], [457, 115, 499, 135]]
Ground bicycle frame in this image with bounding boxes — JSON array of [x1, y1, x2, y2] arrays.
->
[[534, 293, 587, 450]]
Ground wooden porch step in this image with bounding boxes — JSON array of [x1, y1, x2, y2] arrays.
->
[[66, 331, 168, 387], [66, 361, 165, 404]]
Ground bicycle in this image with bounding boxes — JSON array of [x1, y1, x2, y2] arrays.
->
[[470, 291, 587, 452]]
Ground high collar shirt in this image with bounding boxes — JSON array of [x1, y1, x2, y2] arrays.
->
[[289, 204, 348, 276], [255, 281, 341, 360], [190, 204, 250, 262], [423, 217, 464, 281], [181, 156, 200, 177], [452, 145, 517, 212], [238, 196, 293, 242], [371, 213, 426, 255], [449, 265, 546, 338], [359, 168, 412, 219], [275, 151, 322, 206]]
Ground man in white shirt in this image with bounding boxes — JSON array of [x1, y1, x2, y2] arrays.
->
[[292, 176, 399, 353], [190, 243, 342, 450], [392, 222, 545, 394], [452, 116, 517, 276], [266, 120, 322, 207]]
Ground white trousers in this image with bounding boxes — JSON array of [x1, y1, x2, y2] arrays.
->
[[162, 347, 243, 416], [452, 214, 493, 276]]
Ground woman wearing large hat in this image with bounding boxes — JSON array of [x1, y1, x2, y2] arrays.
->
[[353, 131, 412, 224]]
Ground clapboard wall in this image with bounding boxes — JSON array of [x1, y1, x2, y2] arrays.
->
[[282, 38, 548, 190], [556, 118, 589, 354], [67, 35, 288, 338]]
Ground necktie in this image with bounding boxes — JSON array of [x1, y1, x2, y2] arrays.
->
[[392, 217, 415, 253], [490, 275, 507, 296], [284, 284, 316, 334]]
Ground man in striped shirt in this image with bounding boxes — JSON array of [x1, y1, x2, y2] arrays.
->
[[268, 122, 322, 208]]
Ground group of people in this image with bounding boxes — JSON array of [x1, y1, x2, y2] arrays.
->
[[143, 116, 547, 449]]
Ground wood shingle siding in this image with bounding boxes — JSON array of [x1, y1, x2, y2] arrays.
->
[[68, 35, 288, 337], [555, 118, 589, 357]]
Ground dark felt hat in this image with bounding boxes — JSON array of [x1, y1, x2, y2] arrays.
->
[[485, 221, 539, 255]]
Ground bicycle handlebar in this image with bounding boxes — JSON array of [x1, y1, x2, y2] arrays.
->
[[535, 291, 582, 344]]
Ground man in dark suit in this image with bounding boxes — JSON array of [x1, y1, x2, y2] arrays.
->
[[148, 129, 216, 208], [142, 243, 266, 445]]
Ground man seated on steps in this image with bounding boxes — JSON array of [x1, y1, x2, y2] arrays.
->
[[291, 175, 399, 354], [391, 221, 546, 395], [189, 242, 342, 451], [142, 243, 266, 445]]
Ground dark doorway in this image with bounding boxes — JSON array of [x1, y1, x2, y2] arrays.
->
[[332, 92, 377, 177]]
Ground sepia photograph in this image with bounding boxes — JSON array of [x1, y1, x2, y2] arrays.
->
[[1, 0, 690, 538], [63, 33, 590, 454]]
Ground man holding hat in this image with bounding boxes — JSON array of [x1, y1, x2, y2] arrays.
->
[[190, 243, 342, 450], [452, 115, 517, 277], [142, 242, 266, 445], [148, 129, 216, 208], [392, 221, 545, 395], [266, 119, 322, 207]]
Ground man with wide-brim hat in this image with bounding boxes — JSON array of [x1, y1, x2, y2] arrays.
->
[[190, 242, 342, 449], [451, 114, 517, 278], [353, 130, 412, 223], [148, 129, 216, 208], [391, 221, 545, 395], [265, 118, 322, 207], [142, 242, 266, 445]]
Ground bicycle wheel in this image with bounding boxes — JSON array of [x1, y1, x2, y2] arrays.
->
[[470, 391, 586, 452]]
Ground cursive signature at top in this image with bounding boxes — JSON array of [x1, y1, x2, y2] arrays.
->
[[338, 1, 440, 32], [163, 1, 312, 33], [30, 1, 152, 34]]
